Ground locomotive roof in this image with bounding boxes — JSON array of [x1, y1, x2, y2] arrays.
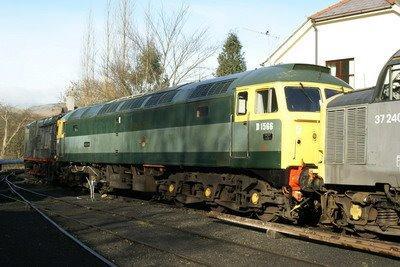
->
[[64, 63, 349, 121], [394, 49, 400, 58], [26, 114, 63, 128], [327, 87, 375, 108]]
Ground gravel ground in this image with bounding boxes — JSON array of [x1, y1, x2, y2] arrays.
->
[[0, 188, 109, 266], [1, 178, 400, 266]]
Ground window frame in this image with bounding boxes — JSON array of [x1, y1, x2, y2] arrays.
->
[[254, 88, 278, 114], [326, 58, 354, 86], [378, 63, 400, 102], [324, 88, 341, 100], [236, 91, 248, 115], [284, 86, 322, 112]]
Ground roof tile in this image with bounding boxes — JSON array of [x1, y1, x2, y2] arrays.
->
[[311, 0, 396, 21]]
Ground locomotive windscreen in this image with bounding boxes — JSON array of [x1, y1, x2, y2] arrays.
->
[[284, 86, 320, 112]]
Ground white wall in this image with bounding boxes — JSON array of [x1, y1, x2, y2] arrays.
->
[[273, 11, 400, 89]]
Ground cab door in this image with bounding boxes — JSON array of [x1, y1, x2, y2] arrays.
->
[[56, 119, 66, 159], [231, 90, 249, 158]]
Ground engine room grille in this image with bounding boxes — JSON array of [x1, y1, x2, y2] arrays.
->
[[326, 106, 367, 165], [326, 109, 345, 164], [346, 107, 367, 164]]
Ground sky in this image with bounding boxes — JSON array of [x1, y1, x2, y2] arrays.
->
[[0, 0, 336, 107]]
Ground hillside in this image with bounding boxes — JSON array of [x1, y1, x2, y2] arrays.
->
[[28, 103, 65, 118]]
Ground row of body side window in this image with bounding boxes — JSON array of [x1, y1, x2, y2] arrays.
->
[[236, 88, 338, 115]]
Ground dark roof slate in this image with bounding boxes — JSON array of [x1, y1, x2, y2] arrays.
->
[[311, 0, 396, 21]]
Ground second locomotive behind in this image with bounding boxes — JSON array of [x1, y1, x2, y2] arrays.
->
[[320, 50, 400, 236]]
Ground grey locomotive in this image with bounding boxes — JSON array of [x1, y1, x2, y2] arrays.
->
[[322, 49, 400, 236]]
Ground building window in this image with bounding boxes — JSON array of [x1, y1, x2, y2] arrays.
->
[[326, 58, 354, 87]]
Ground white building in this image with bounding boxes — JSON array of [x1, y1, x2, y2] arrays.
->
[[263, 0, 400, 89]]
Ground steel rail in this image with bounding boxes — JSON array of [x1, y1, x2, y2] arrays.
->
[[8, 181, 324, 266], [1, 173, 117, 267], [5, 176, 211, 267], [12, 171, 400, 260], [208, 211, 400, 259]]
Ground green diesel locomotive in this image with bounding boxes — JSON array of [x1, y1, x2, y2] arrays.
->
[[26, 63, 350, 223]]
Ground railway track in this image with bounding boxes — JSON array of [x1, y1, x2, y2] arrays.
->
[[3, 170, 400, 263], [208, 212, 400, 259], [3, 172, 322, 266], [2, 173, 211, 266], [0, 170, 116, 267]]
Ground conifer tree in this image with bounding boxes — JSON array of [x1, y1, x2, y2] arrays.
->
[[216, 32, 246, 77], [133, 40, 169, 93]]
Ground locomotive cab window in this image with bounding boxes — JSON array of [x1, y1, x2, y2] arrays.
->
[[325, 89, 341, 99], [73, 125, 78, 132], [285, 86, 321, 112], [255, 89, 278, 114], [237, 91, 248, 115], [380, 64, 400, 101]]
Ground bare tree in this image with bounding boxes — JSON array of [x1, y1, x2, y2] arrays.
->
[[64, 1, 218, 107], [133, 4, 218, 86], [0, 104, 32, 159], [108, 0, 136, 97], [82, 9, 96, 85], [103, 0, 113, 80]]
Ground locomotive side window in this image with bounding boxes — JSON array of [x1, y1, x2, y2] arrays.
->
[[196, 106, 209, 118], [285, 86, 321, 112], [237, 92, 248, 115], [73, 125, 78, 132], [325, 89, 340, 99], [381, 64, 400, 101], [255, 89, 278, 114]]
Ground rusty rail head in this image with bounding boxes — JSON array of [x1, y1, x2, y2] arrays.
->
[[0, 159, 23, 165], [208, 211, 400, 259], [0, 159, 23, 170]]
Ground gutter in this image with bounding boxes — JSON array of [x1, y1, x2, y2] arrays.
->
[[312, 20, 318, 65], [312, 6, 392, 23]]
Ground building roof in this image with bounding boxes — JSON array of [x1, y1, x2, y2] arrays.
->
[[311, 0, 397, 21], [263, 0, 399, 66]]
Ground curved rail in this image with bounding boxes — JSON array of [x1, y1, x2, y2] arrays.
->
[[1, 171, 116, 267], [3, 174, 212, 266], [5, 176, 321, 266]]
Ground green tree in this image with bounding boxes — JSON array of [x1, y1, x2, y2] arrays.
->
[[134, 40, 168, 93], [216, 32, 246, 77]]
